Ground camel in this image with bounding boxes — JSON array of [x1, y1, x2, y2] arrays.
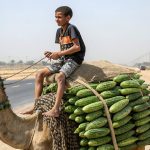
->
[[0, 76, 146, 150], [0, 77, 52, 150]]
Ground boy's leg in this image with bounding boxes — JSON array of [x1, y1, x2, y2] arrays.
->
[[21, 59, 63, 115], [35, 68, 52, 99], [42, 72, 66, 117], [21, 67, 52, 114], [42, 59, 79, 117]]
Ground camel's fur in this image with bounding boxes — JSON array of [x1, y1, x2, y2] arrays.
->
[[0, 78, 52, 150]]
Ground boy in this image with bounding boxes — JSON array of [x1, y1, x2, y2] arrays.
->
[[23, 6, 86, 117]]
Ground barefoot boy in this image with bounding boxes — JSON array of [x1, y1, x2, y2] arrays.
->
[[23, 6, 86, 117]]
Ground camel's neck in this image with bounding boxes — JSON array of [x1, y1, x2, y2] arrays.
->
[[0, 82, 37, 149]]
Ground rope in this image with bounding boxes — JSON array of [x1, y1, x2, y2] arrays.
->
[[4, 57, 49, 86], [4, 68, 39, 86], [3, 56, 46, 80], [76, 79, 119, 150]]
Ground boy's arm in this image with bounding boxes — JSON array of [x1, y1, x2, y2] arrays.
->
[[49, 38, 80, 59]]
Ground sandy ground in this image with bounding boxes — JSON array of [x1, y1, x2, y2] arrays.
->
[[0, 69, 150, 149], [0, 68, 37, 80]]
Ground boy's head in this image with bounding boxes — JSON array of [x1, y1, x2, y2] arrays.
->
[[55, 6, 73, 18], [55, 6, 73, 26]]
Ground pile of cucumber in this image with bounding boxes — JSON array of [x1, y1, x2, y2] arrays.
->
[[63, 73, 150, 150]]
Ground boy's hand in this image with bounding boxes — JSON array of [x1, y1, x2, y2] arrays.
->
[[49, 52, 61, 60], [44, 51, 52, 58]]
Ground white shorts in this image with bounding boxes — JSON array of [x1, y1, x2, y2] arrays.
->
[[47, 58, 79, 78]]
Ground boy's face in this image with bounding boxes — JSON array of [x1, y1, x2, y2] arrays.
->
[[55, 11, 70, 26]]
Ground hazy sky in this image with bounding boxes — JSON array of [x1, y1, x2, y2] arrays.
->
[[1, 0, 150, 65]]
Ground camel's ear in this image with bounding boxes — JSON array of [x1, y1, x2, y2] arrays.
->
[[0, 77, 4, 88]]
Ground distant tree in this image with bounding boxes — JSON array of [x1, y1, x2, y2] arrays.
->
[[10, 60, 15, 65], [17, 60, 24, 65], [0, 61, 6, 66], [25, 60, 34, 65]]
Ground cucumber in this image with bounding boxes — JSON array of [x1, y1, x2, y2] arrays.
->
[[133, 109, 150, 120], [118, 137, 138, 147], [96, 81, 116, 92], [141, 84, 150, 89], [129, 96, 149, 107], [64, 105, 77, 113], [85, 117, 107, 131], [109, 99, 129, 113], [116, 130, 135, 142], [133, 101, 150, 112], [85, 110, 103, 121], [119, 88, 141, 95], [126, 92, 142, 101], [75, 115, 85, 123], [79, 131, 86, 138], [88, 136, 111, 147], [134, 79, 145, 85], [100, 87, 120, 99], [113, 116, 132, 128], [75, 96, 99, 107], [75, 122, 89, 133], [68, 83, 99, 95], [138, 129, 150, 140], [136, 123, 150, 134], [137, 138, 150, 146], [113, 105, 132, 121], [69, 113, 77, 120], [76, 89, 94, 98], [120, 80, 140, 88], [135, 116, 150, 126], [68, 96, 79, 104], [97, 144, 114, 150], [68, 85, 86, 95], [80, 147, 88, 150], [105, 96, 125, 106], [88, 147, 97, 150], [80, 138, 89, 146], [74, 107, 85, 115], [132, 73, 141, 79], [84, 128, 110, 139], [119, 143, 137, 150], [82, 101, 103, 113], [115, 123, 135, 135], [113, 74, 130, 83]]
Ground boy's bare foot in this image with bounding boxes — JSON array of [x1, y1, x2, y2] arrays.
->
[[20, 107, 34, 115], [42, 108, 59, 117]]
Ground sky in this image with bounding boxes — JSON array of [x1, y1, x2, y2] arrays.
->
[[0, 0, 150, 65]]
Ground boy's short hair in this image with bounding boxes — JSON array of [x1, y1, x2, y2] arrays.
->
[[55, 6, 73, 18]]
